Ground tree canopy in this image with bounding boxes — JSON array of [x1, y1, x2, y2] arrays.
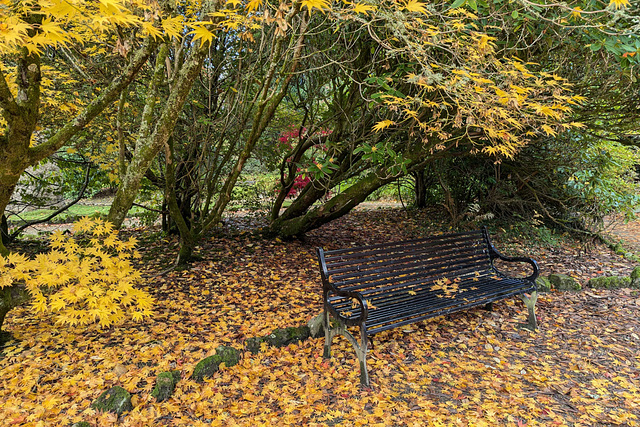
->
[[0, 0, 638, 257]]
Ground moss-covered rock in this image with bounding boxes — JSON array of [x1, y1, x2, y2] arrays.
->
[[244, 336, 265, 355], [151, 370, 181, 402], [215, 345, 241, 367], [548, 273, 581, 291], [264, 326, 310, 348], [307, 313, 325, 338], [191, 346, 241, 382], [630, 266, 640, 288], [245, 326, 312, 354], [535, 276, 552, 293], [71, 422, 91, 427], [612, 242, 626, 255], [192, 355, 220, 382], [587, 276, 632, 289], [91, 386, 133, 415]]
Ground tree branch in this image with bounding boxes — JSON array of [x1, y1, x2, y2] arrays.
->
[[8, 162, 92, 242], [27, 38, 157, 164], [0, 66, 19, 119]]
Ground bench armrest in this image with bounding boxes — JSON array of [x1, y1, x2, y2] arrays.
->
[[492, 253, 540, 283], [323, 287, 369, 326], [317, 247, 369, 325], [482, 226, 539, 285]]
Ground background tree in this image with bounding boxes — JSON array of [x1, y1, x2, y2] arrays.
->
[[159, 0, 312, 263], [267, 0, 588, 237], [405, 0, 640, 232], [0, 0, 168, 255]]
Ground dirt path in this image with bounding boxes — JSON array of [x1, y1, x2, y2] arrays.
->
[[605, 216, 640, 254]]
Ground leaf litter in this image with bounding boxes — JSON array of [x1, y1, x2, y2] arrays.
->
[[1, 208, 639, 426]]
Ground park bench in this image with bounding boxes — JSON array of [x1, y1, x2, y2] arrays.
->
[[316, 227, 539, 386]]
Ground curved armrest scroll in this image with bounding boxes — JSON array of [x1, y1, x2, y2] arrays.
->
[[325, 287, 369, 326], [317, 248, 369, 325], [493, 254, 540, 283]]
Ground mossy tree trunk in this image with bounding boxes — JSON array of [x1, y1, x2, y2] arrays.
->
[[0, 284, 30, 331], [269, 139, 445, 237], [196, 12, 309, 235], [269, 169, 396, 237], [107, 42, 209, 228], [159, 10, 309, 264]]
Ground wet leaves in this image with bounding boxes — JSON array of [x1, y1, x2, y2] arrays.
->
[[1, 209, 639, 425]]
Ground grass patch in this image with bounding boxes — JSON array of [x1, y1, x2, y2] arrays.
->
[[7, 204, 144, 225]]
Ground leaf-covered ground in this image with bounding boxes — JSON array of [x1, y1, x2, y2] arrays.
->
[[1, 208, 639, 426]]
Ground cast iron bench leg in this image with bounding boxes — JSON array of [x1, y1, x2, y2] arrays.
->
[[520, 291, 538, 330], [323, 308, 333, 359], [322, 308, 370, 386]]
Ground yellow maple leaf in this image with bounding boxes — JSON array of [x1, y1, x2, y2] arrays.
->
[[541, 124, 557, 136], [301, 0, 330, 13], [187, 23, 217, 46], [162, 15, 184, 39], [373, 119, 395, 132], [141, 21, 163, 40], [246, 0, 263, 13], [609, 0, 630, 9], [352, 3, 376, 14], [570, 7, 583, 19], [404, 0, 428, 14]]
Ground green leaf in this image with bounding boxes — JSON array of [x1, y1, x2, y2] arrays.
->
[[450, 0, 466, 9], [511, 10, 519, 19]]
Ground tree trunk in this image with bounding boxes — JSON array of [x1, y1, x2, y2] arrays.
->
[[1, 214, 8, 244], [268, 136, 446, 237], [0, 284, 30, 331], [0, 171, 22, 256], [0, 39, 155, 254], [108, 43, 208, 228], [164, 138, 196, 265], [413, 169, 427, 209], [269, 170, 396, 237]]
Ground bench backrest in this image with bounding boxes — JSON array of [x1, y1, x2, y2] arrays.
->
[[318, 229, 495, 293]]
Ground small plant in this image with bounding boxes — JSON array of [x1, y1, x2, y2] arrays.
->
[[0, 217, 154, 328]]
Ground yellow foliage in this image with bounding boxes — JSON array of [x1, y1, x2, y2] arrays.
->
[[301, 0, 330, 13], [352, 2, 377, 15], [0, 218, 153, 327], [609, 0, 630, 9], [367, 1, 582, 159], [373, 119, 395, 132], [403, 0, 428, 14], [187, 22, 218, 46]]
